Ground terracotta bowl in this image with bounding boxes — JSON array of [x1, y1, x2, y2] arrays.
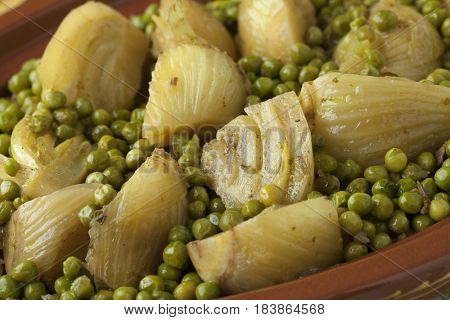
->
[[1, 0, 449, 300]]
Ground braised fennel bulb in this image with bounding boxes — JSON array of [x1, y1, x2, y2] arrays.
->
[[142, 44, 248, 146], [86, 150, 188, 289], [334, 0, 444, 80], [37, 2, 148, 110], [300, 72, 450, 167], [0, 117, 91, 199], [151, 0, 237, 59], [188, 197, 343, 294], [201, 92, 314, 209], [238, 0, 315, 62], [3, 184, 99, 285]]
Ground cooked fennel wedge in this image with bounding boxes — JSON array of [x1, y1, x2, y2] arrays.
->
[[86, 150, 188, 289], [238, 0, 315, 62], [4, 184, 99, 285], [188, 198, 343, 294], [300, 73, 450, 167], [143, 44, 248, 146], [334, 0, 443, 80], [152, 0, 237, 59], [0, 117, 91, 199], [201, 92, 314, 209], [37, 2, 148, 110]]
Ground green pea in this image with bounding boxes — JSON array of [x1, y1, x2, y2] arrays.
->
[[139, 275, 165, 294], [311, 133, 325, 150], [246, 95, 261, 106], [94, 184, 117, 206], [60, 291, 77, 300], [74, 205, 95, 227], [136, 290, 153, 300], [73, 97, 92, 117], [279, 64, 299, 83], [103, 166, 124, 190], [116, 139, 129, 154], [85, 149, 110, 171], [206, 212, 222, 226], [273, 83, 290, 96], [206, 198, 224, 214], [298, 65, 319, 84], [41, 90, 66, 109], [168, 225, 193, 244], [157, 264, 182, 282], [91, 125, 113, 143], [421, 178, 438, 198], [56, 124, 75, 141], [152, 290, 175, 300], [16, 89, 32, 107], [434, 192, 449, 202], [364, 165, 388, 183], [11, 259, 38, 283], [429, 199, 450, 221], [398, 191, 424, 214], [54, 276, 71, 294], [0, 134, 11, 156], [110, 120, 126, 138], [241, 199, 265, 219], [63, 256, 83, 280], [111, 109, 130, 121], [360, 64, 380, 76], [92, 290, 114, 300], [0, 200, 15, 224], [126, 148, 145, 170], [308, 58, 324, 69], [412, 214, 434, 232], [372, 233, 392, 250], [345, 177, 369, 195], [86, 172, 108, 184], [238, 55, 263, 73], [13, 195, 29, 209], [4, 157, 19, 177], [306, 26, 324, 46], [350, 16, 367, 31], [402, 163, 429, 181], [434, 167, 450, 191], [192, 218, 217, 240], [184, 167, 207, 187], [331, 191, 350, 208], [426, 9, 447, 28], [97, 135, 118, 151], [188, 186, 210, 206], [0, 275, 20, 299], [442, 159, 450, 168], [259, 183, 285, 205], [314, 175, 341, 195], [24, 281, 47, 300], [121, 121, 142, 144], [0, 180, 21, 201], [344, 241, 368, 261], [8, 72, 30, 94], [291, 42, 312, 65], [372, 179, 397, 198], [188, 201, 207, 220], [260, 59, 283, 78], [384, 148, 408, 173], [339, 211, 363, 235], [163, 241, 189, 270], [246, 72, 258, 83], [371, 194, 394, 221], [174, 281, 197, 300], [320, 61, 339, 75], [163, 280, 178, 294], [307, 191, 324, 199], [314, 151, 338, 174], [182, 272, 202, 286], [397, 177, 416, 196], [347, 192, 373, 216], [362, 220, 376, 240], [71, 275, 94, 299], [331, 14, 351, 36], [388, 210, 410, 234], [53, 108, 78, 126], [195, 282, 220, 300], [91, 109, 113, 126], [131, 107, 145, 123], [446, 139, 450, 157], [370, 10, 398, 31], [113, 287, 138, 300], [219, 209, 244, 231], [441, 17, 450, 38], [284, 81, 301, 93], [416, 152, 436, 172], [0, 111, 19, 133], [252, 77, 275, 98]]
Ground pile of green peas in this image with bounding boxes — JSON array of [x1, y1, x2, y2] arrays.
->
[[130, 3, 159, 37], [0, 179, 27, 226], [311, 136, 450, 262], [206, 0, 240, 34]]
